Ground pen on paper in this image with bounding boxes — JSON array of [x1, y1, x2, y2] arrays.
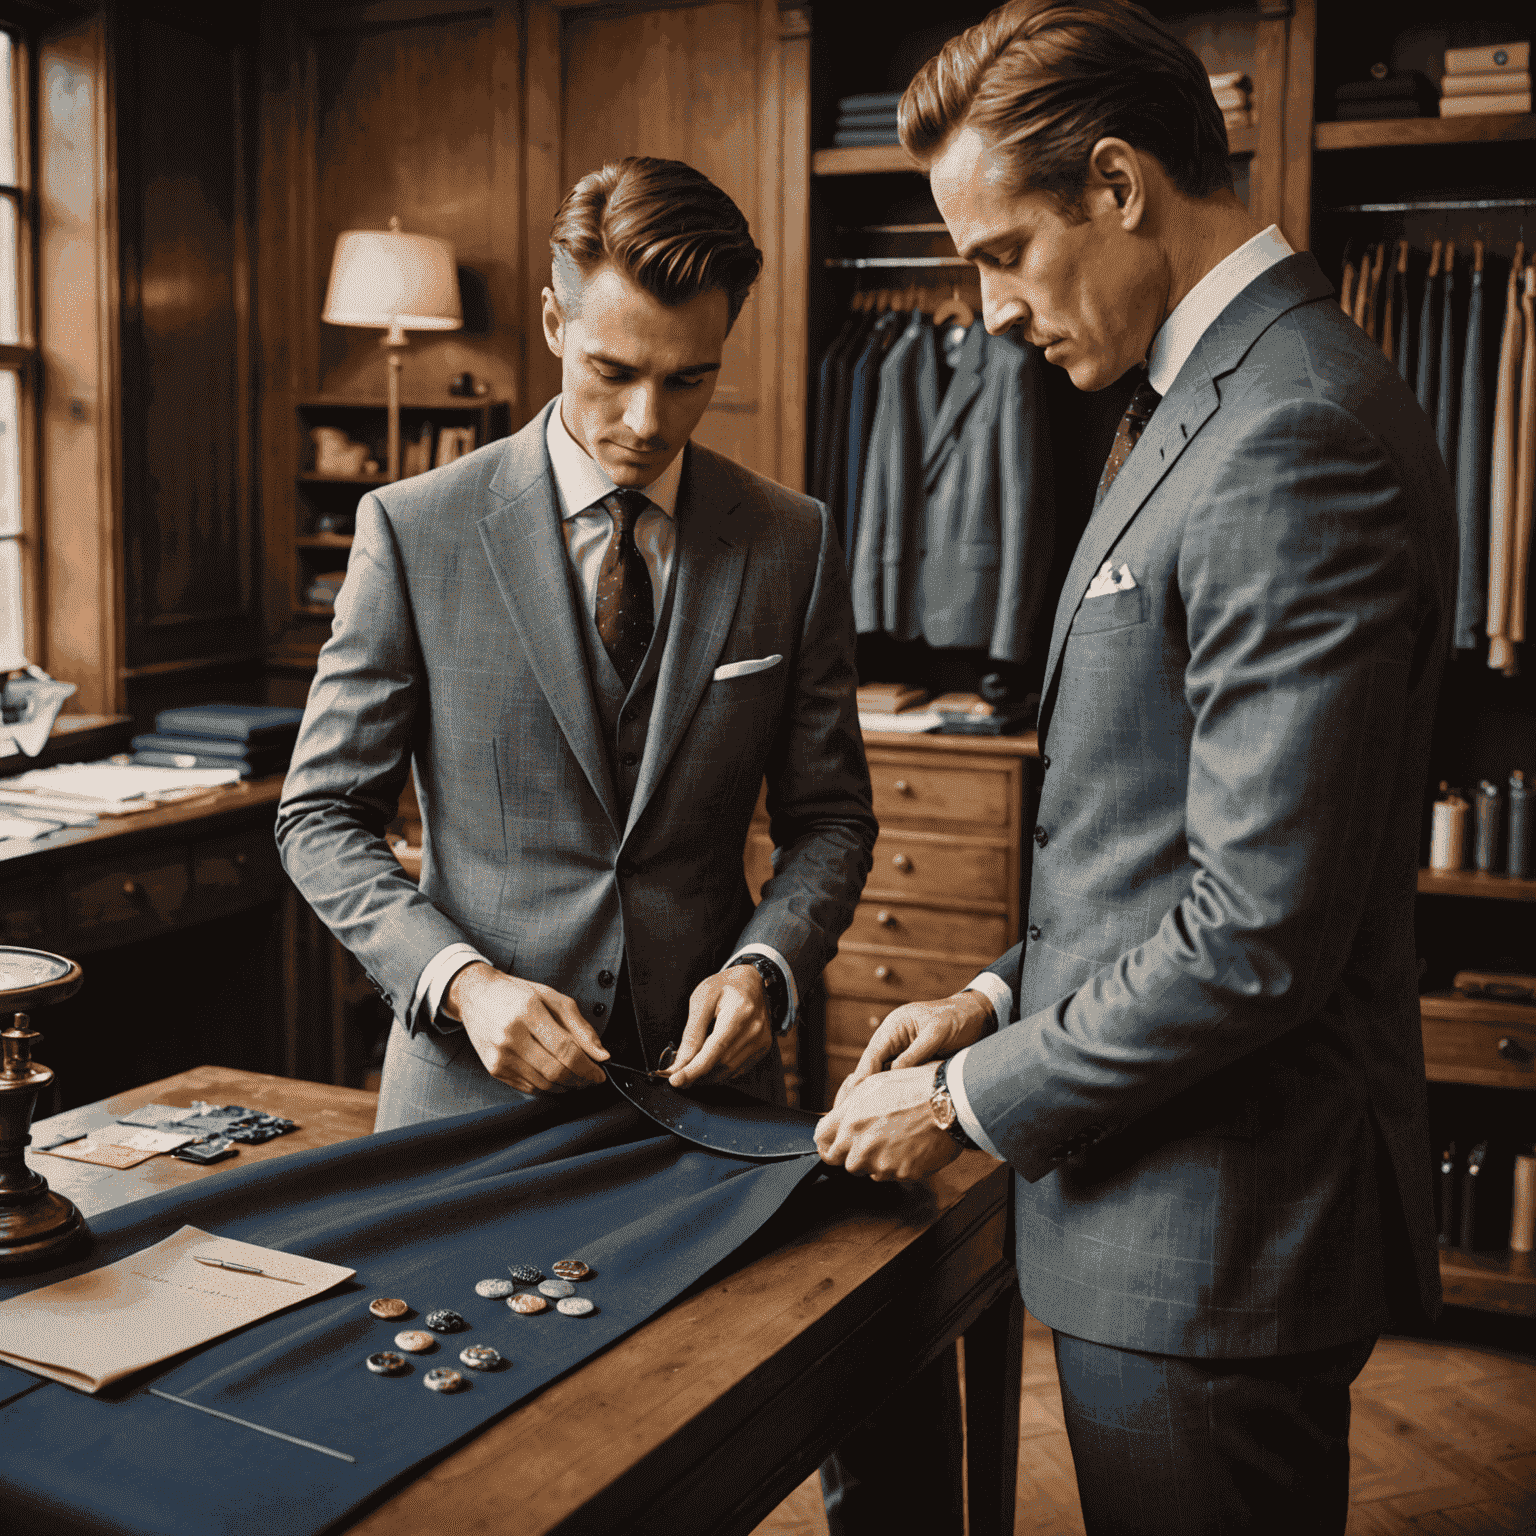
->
[[192, 1255, 305, 1284]]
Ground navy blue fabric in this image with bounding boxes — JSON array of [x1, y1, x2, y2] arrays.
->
[[0, 1089, 822, 1536]]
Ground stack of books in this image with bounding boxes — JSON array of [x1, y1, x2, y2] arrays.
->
[[1439, 40, 1530, 117], [130, 703, 305, 779], [832, 92, 902, 148], [856, 681, 929, 714], [1209, 71, 1252, 131]]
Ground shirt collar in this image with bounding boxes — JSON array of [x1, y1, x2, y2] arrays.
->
[[1145, 224, 1294, 396], [545, 399, 685, 520]]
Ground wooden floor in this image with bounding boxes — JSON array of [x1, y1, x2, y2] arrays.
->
[[751, 1311, 1536, 1536]]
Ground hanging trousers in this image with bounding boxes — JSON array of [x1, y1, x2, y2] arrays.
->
[[1416, 255, 1442, 425], [1454, 260, 1489, 649], [1436, 251, 1461, 483]]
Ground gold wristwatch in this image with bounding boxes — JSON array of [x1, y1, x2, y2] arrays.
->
[[929, 1057, 979, 1151]]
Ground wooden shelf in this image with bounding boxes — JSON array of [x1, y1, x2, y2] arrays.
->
[[1225, 122, 1257, 158], [298, 472, 387, 485], [297, 395, 501, 411], [1315, 112, 1536, 151], [1418, 868, 1536, 902], [813, 143, 917, 177], [295, 604, 336, 617], [1439, 1246, 1536, 1316], [296, 534, 354, 550]]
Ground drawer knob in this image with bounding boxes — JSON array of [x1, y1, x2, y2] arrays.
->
[[122, 879, 140, 898], [875, 909, 895, 926], [874, 965, 891, 981], [867, 1015, 882, 1032], [893, 779, 912, 795], [892, 853, 912, 872], [235, 852, 248, 867], [1497, 1036, 1533, 1063]]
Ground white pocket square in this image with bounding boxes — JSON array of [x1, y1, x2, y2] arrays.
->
[[1084, 561, 1138, 600], [713, 654, 783, 681]]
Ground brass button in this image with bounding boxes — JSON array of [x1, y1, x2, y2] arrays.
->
[[394, 1330, 436, 1353], [508, 1293, 548, 1314], [552, 1259, 590, 1281], [369, 1297, 409, 1319]]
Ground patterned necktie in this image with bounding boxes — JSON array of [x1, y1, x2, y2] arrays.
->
[[594, 488, 655, 688], [1095, 373, 1162, 503]]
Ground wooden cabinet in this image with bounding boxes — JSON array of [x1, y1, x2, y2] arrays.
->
[[824, 732, 1035, 1105]]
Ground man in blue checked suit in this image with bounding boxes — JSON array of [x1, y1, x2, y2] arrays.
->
[[278, 158, 876, 1132], [817, 5, 1454, 1532]]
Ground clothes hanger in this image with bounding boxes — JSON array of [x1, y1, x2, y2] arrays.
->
[[932, 283, 975, 329]]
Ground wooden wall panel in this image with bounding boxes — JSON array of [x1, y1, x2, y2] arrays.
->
[[117, 14, 259, 685]]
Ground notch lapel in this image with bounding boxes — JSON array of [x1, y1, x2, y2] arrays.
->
[[623, 446, 747, 842], [922, 321, 987, 483], [478, 410, 621, 833]]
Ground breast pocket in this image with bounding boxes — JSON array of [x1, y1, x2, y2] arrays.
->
[[1070, 584, 1147, 635]]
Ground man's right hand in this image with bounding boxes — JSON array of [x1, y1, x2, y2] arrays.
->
[[833, 990, 995, 1107], [445, 962, 609, 1094]]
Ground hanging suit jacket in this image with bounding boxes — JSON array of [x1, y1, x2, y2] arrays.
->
[[961, 254, 1454, 1358], [855, 320, 1055, 661], [276, 401, 877, 1117]]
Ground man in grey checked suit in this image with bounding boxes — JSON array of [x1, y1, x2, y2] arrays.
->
[[277, 157, 875, 1130], [817, 5, 1454, 1531]]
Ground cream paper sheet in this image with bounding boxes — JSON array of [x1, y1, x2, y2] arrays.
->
[[0, 1225, 354, 1393]]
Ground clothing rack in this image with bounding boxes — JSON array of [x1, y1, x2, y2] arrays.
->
[[825, 256, 973, 269], [1326, 198, 1536, 213], [835, 223, 950, 234]]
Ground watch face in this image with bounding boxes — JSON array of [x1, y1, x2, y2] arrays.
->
[[930, 1090, 957, 1132]]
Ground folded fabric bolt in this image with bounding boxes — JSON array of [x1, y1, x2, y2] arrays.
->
[[836, 91, 903, 112], [833, 129, 902, 146]]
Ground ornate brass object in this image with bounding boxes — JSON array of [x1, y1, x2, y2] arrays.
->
[[0, 946, 89, 1272]]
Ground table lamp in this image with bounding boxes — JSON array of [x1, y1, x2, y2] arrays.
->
[[321, 216, 463, 480], [0, 946, 88, 1271]]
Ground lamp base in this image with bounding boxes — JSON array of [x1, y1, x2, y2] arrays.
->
[[0, 1190, 89, 1273]]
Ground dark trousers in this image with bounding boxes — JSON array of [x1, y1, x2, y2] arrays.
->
[[1053, 1330, 1377, 1535], [820, 1348, 965, 1536]]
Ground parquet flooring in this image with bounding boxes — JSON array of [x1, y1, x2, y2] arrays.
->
[[751, 1312, 1536, 1536]]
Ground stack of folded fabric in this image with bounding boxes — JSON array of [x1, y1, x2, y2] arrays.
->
[[1209, 70, 1252, 130], [304, 570, 347, 610], [1333, 66, 1438, 120], [130, 702, 305, 779], [1439, 40, 1530, 118], [833, 91, 902, 147]]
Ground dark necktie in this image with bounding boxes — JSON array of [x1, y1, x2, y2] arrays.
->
[[1095, 373, 1162, 503], [594, 488, 655, 688]]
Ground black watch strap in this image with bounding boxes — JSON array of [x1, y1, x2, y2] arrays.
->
[[934, 1056, 980, 1151], [728, 954, 791, 1033]]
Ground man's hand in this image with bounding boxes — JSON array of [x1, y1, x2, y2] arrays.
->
[[816, 1062, 960, 1181], [447, 962, 609, 1094], [667, 965, 775, 1088], [834, 990, 995, 1107]]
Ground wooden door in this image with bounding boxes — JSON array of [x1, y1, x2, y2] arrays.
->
[[525, 0, 810, 490]]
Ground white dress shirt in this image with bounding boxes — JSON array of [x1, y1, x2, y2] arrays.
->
[[950, 224, 1296, 1159], [411, 399, 796, 1032]]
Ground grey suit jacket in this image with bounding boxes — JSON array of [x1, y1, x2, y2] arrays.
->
[[276, 401, 877, 1114], [963, 254, 1454, 1357]]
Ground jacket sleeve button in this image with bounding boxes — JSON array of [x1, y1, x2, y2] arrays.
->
[[1028, 924, 1042, 941], [1033, 825, 1048, 848]]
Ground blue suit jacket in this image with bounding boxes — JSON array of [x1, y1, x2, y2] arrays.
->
[[963, 254, 1453, 1357]]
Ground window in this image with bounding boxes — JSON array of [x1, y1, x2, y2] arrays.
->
[[0, 24, 32, 674]]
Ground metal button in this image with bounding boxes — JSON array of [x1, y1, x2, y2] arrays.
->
[[423, 1368, 465, 1393], [475, 1278, 515, 1298], [551, 1259, 590, 1281], [620, 752, 639, 768], [593, 1002, 607, 1017], [508, 1293, 548, 1314], [394, 1330, 436, 1353], [1028, 924, 1042, 941], [425, 1309, 466, 1333], [556, 1297, 595, 1317], [1041, 754, 1050, 770], [539, 1278, 575, 1298], [598, 970, 615, 988], [507, 1264, 543, 1284], [366, 1351, 408, 1375], [1033, 825, 1048, 847], [875, 909, 894, 927], [892, 853, 912, 872], [459, 1345, 503, 1371], [369, 1297, 409, 1319]]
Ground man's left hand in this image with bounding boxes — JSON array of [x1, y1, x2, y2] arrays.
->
[[815, 1063, 962, 1181], [667, 965, 774, 1087]]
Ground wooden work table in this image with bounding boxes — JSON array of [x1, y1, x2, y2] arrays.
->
[[26, 1066, 1023, 1536]]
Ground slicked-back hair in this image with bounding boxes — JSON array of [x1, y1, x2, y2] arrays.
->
[[549, 156, 763, 329], [899, 0, 1233, 213]]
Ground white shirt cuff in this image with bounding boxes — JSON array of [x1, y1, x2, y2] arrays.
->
[[966, 970, 1014, 1031], [948, 1046, 1006, 1161], [725, 942, 799, 1030], [412, 943, 492, 1028]]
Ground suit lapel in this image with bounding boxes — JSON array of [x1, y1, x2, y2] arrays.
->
[[922, 320, 987, 481], [1035, 252, 1336, 746], [624, 445, 747, 842], [478, 405, 622, 833]]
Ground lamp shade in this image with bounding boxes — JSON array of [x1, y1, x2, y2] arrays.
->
[[321, 223, 463, 332]]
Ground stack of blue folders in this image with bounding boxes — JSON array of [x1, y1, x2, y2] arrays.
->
[[130, 703, 305, 779], [833, 91, 902, 147]]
